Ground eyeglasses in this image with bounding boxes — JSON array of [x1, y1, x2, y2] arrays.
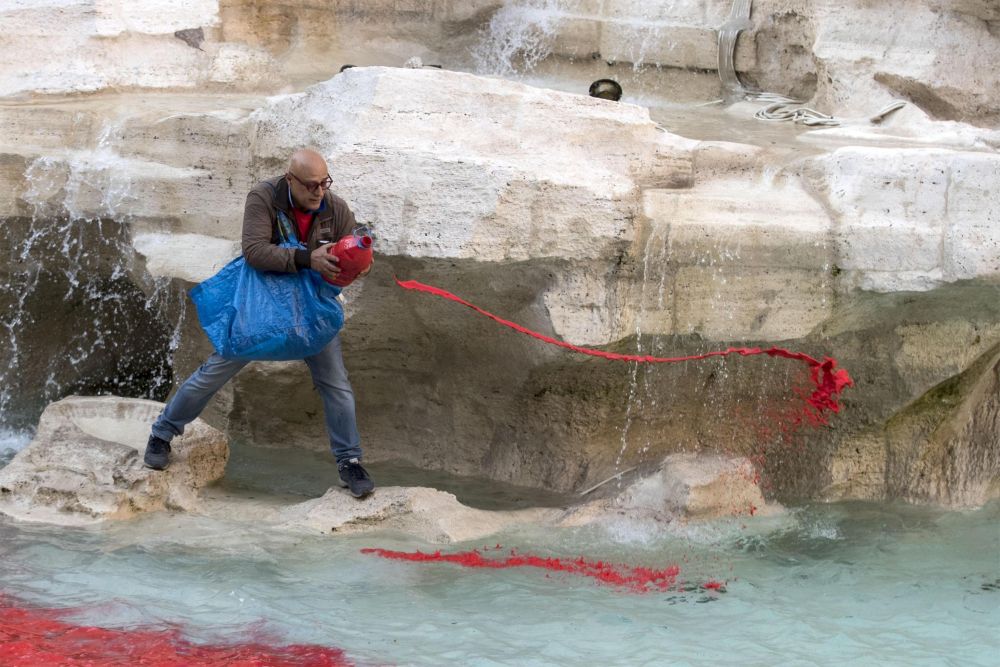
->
[[287, 172, 333, 193]]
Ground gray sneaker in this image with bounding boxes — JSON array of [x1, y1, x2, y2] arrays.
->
[[338, 458, 374, 498], [143, 435, 171, 470]]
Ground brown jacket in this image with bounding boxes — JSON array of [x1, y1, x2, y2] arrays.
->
[[242, 175, 357, 272]]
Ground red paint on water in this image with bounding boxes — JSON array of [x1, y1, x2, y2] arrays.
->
[[394, 278, 853, 426], [361, 547, 689, 594], [702, 581, 725, 591], [0, 594, 351, 667]]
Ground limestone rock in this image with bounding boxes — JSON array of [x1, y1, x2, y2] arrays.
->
[[0, 3, 998, 509], [806, 147, 1000, 293], [0, 0, 282, 97], [246, 65, 692, 350], [807, 0, 1000, 127], [0, 396, 227, 525], [642, 178, 833, 341], [824, 344, 1000, 508], [626, 453, 767, 518], [132, 232, 239, 284], [252, 66, 686, 263], [561, 454, 773, 527], [278, 485, 558, 543]]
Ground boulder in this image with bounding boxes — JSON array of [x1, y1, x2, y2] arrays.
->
[[823, 344, 1000, 508], [252, 66, 689, 264], [277, 486, 558, 543], [560, 454, 774, 527], [0, 396, 227, 525]]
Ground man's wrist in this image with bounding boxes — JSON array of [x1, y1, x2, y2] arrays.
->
[[294, 249, 311, 269]]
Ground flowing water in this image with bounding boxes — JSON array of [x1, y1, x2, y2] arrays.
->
[[0, 138, 183, 440], [472, 0, 569, 77], [0, 446, 997, 666]]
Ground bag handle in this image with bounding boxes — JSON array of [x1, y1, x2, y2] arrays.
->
[[275, 209, 300, 246]]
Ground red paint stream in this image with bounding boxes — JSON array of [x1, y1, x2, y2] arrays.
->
[[0, 594, 351, 667], [360, 547, 721, 594], [395, 278, 853, 426]]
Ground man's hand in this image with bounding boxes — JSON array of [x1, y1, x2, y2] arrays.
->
[[310, 245, 341, 282]]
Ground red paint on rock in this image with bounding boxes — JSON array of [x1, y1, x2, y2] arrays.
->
[[361, 547, 686, 593], [0, 594, 351, 667]]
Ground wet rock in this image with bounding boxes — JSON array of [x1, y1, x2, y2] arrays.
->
[[0, 396, 227, 525], [560, 454, 773, 526], [277, 486, 558, 543], [0, 5, 997, 509], [0, 216, 177, 428], [824, 344, 1000, 508]]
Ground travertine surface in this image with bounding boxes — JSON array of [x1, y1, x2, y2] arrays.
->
[[0, 396, 227, 525], [561, 453, 775, 528], [277, 486, 558, 543], [0, 1, 997, 509]]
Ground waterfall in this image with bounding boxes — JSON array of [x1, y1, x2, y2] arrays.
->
[[471, 0, 568, 76], [717, 0, 753, 98], [0, 131, 185, 447]]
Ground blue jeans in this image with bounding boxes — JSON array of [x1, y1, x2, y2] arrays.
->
[[151, 335, 362, 464]]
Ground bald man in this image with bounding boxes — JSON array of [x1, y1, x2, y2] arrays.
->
[[144, 149, 375, 498]]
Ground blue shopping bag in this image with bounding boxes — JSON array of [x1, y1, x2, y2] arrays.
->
[[190, 242, 344, 361]]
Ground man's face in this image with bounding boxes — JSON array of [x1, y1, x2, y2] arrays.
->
[[287, 159, 331, 211]]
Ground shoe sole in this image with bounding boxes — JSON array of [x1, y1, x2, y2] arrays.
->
[[339, 480, 374, 498]]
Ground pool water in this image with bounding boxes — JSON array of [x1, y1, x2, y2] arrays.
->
[[0, 455, 997, 667]]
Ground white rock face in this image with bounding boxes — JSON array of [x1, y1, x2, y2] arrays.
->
[[622, 453, 766, 518], [252, 66, 682, 262], [809, 147, 1000, 292], [806, 0, 1000, 125], [17, 151, 210, 223], [0, 0, 281, 97], [0, 396, 227, 525], [517, 0, 752, 70], [133, 231, 239, 284], [247, 66, 692, 345], [278, 486, 557, 543], [1, 3, 998, 507]]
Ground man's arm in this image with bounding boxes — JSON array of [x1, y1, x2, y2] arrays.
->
[[241, 189, 299, 272]]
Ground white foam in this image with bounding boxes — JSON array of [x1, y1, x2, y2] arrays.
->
[[0, 428, 32, 466]]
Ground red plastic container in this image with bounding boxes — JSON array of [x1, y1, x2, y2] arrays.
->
[[325, 230, 373, 286]]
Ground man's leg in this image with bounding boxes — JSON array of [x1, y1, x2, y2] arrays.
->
[[304, 334, 372, 496], [146, 353, 248, 469]]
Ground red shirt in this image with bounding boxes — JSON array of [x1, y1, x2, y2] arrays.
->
[[291, 207, 313, 242]]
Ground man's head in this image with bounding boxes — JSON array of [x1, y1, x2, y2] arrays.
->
[[286, 148, 332, 211]]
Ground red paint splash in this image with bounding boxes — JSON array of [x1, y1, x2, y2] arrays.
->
[[0, 594, 350, 667], [361, 547, 694, 594], [394, 278, 853, 426]]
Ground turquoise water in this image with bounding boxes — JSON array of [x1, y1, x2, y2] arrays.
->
[[1, 486, 997, 665], [221, 441, 573, 511]]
